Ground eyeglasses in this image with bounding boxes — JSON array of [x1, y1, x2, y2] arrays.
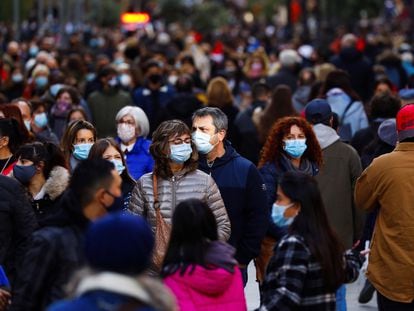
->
[[169, 138, 192, 145]]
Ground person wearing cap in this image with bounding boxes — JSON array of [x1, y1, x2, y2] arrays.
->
[[398, 88, 414, 106], [355, 104, 414, 309], [357, 118, 397, 305], [47, 213, 176, 311], [305, 98, 363, 311]]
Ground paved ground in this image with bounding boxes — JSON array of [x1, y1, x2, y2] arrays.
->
[[245, 263, 378, 310]]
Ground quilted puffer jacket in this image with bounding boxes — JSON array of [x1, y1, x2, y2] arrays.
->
[[129, 169, 231, 241]]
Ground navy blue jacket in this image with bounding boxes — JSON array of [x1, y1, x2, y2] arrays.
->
[[259, 161, 319, 240], [198, 142, 269, 265]]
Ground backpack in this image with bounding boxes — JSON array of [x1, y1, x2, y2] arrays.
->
[[338, 100, 354, 142]]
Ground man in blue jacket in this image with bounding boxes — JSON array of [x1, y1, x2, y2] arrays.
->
[[192, 107, 268, 284]]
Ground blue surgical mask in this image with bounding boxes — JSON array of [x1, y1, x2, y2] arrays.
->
[[29, 46, 39, 57], [34, 113, 48, 128], [192, 131, 216, 154], [110, 159, 125, 174], [271, 202, 296, 227], [50, 84, 64, 97], [169, 143, 192, 163], [13, 164, 37, 184], [73, 143, 93, 160], [283, 139, 307, 158], [35, 76, 48, 89], [12, 73, 23, 83]]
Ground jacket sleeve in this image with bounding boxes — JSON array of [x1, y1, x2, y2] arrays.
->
[[10, 233, 56, 311], [260, 237, 309, 310], [206, 175, 231, 241], [236, 166, 269, 265], [354, 165, 379, 213], [128, 178, 146, 216], [348, 148, 365, 242], [12, 183, 38, 272]]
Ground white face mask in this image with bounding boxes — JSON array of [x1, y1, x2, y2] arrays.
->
[[192, 131, 216, 154], [117, 123, 136, 143]]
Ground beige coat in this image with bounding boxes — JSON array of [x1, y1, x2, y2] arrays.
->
[[129, 169, 231, 241], [355, 143, 414, 303]]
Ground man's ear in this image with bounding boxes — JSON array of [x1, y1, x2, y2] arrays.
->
[[95, 188, 106, 204], [329, 116, 334, 128], [217, 129, 227, 142]]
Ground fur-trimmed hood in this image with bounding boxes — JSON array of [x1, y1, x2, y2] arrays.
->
[[43, 166, 70, 200]]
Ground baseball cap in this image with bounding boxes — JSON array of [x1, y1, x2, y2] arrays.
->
[[304, 99, 333, 124], [378, 119, 397, 146], [399, 89, 414, 102], [396, 104, 414, 141]]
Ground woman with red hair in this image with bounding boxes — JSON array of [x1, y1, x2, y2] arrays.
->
[[255, 116, 323, 286]]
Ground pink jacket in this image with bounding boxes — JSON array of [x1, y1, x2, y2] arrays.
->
[[164, 265, 247, 311]]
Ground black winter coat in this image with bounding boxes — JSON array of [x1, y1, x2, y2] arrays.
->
[[0, 175, 37, 284], [10, 190, 89, 311]]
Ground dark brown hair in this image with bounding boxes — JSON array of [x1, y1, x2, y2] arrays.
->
[[258, 116, 323, 168], [61, 119, 96, 162], [319, 69, 361, 102], [150, 120, 198, 179]]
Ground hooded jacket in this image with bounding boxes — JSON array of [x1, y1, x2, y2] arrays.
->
[[30, 166, 70, 226], [10, 190, 89, 311], [312, 124, 363, 248], [164, 242, 246, 311], [129, 169, 231, 241], [198, 142, 268, 265], [326, 88, 368, 141]]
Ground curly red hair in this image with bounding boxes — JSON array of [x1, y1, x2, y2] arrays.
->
[[258, 116, 323, 168]]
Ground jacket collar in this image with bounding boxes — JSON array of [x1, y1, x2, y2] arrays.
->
[[198, 141, 238, 170], [76, 272, 151, 304], [40, 166, 70, 200]]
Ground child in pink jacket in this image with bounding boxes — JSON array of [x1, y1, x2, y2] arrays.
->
[[162, 199, 246, 311]]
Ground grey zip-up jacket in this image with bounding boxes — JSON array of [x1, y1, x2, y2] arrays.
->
[[129, 169, 231, 241]]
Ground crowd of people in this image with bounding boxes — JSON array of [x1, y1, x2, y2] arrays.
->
[[1, 6, 414, 310]]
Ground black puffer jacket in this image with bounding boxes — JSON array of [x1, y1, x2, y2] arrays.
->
[[10, 190, 89, 311], [0, 175, 37, 284]]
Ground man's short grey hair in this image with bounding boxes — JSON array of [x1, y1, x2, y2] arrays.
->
[[116, 106, 150, 138], [192, 107, 228, 132]]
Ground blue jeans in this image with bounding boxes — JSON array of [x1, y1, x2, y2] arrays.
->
[[336, 284, 347, 311]]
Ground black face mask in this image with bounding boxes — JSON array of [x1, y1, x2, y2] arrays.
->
[[148, 74, 162, 84]]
